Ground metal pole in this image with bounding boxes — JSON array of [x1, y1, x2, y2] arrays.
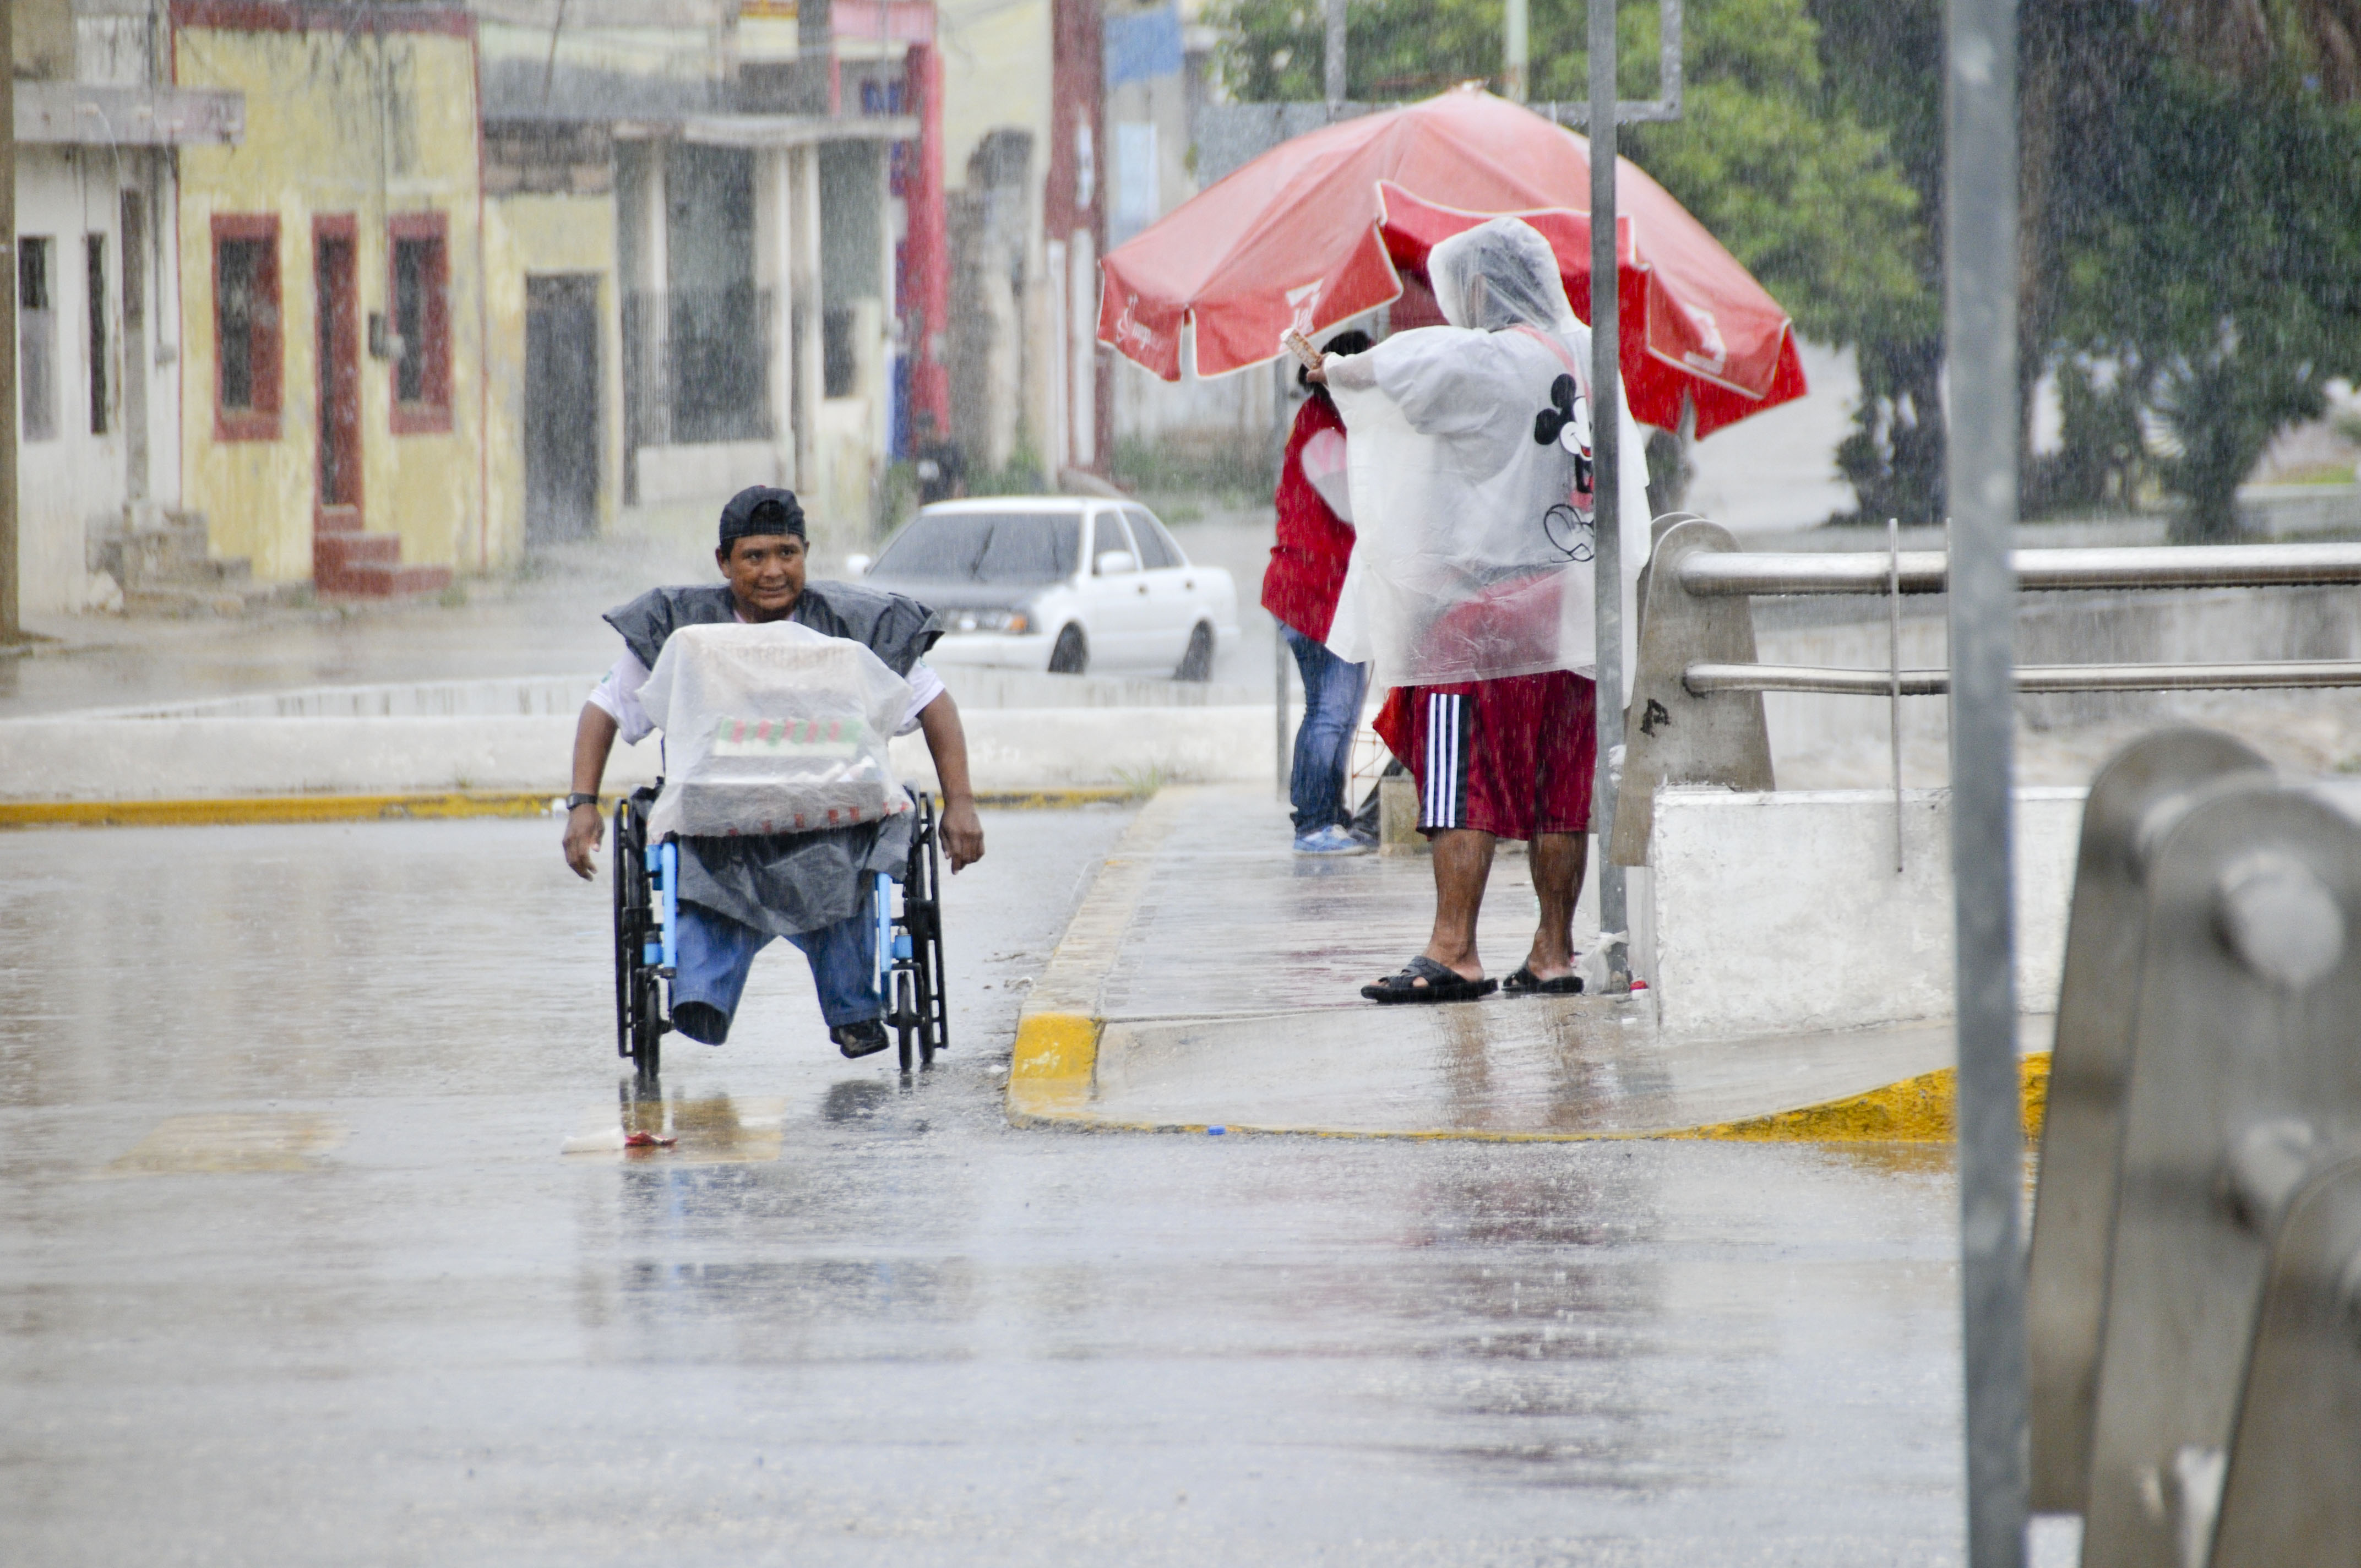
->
[[0, 0, 18, 644], [1945, 0, 2025, 1560], [1324, 0, 1347, 117], [1890, 516, 1903, 874], [1504, 0, 1530, 102], [1588, 0, 1629, 990]]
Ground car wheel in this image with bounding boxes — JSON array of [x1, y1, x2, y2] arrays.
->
[[1048, 624, 1089, 674], [1174, 622, 1215, 682]]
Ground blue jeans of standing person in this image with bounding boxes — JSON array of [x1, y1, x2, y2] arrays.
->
[[669, 899, 879, 1045], [1281, 623, 1373, 835]]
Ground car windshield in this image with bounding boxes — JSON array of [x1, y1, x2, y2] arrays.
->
[[872, 511, 1080, 584]]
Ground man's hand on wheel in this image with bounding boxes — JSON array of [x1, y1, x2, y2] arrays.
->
[[940, 797, 985, 873], [563, 803, 605, 880]]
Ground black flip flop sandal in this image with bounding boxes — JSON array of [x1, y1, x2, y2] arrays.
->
[[1503, 966, 1584, 996], [1360, 955, 1498, 1005]]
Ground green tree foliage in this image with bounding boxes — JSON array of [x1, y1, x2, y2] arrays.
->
[[1805, 0, 1944, 524], [1816, 0, 2361, 536], [2040, 24, 2361, 538], [1204, 0, 1925, 362]]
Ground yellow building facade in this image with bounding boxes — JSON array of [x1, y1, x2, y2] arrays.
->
[[481, 124, 625, 558], [172, 2, 486, 594]]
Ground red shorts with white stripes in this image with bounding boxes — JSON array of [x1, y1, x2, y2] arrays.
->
[[1386, 670, 1598, 841]]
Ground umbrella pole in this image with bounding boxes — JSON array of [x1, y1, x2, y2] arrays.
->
[[1323, 0, 1346, 117], [1587, 0, 1631, 994]]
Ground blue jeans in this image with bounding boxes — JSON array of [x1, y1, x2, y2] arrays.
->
[[671, 899, 880, 1043], [1281, 623, 1372, 835]]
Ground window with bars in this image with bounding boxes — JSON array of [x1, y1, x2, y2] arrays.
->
[[213, 215, 281, 440], [86, 235, 108, 436], [19, 237, 56, 443], [389, 214, 450, 432]]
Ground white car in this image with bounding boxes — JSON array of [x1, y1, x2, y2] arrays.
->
[[851, 498, 1241, 679]]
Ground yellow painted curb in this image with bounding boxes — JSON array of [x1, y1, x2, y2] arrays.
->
[[0, 790, 562, 829], [1011, 1012, 1100, 1081], [0, 784, 1146, 831], [972, 786, 1147, 809], [1006, 1012, 1102, 1122], [1004, 789, 1195, 1126], [1672, 1052, 2052, 1145], [1007, 1053, 2051, 1145]]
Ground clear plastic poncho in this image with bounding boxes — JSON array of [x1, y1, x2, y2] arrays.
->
[[1324, 216, 1651, 687], [638, 621, 914, 840]]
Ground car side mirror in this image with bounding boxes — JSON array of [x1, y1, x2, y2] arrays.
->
[[846, 553, 873, 578], [1096, 550, 1138, 576]]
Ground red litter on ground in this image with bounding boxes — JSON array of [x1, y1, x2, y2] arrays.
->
[[623, 1130, 678, 1148]]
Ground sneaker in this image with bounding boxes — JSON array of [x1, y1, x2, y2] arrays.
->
[[1293, 824, 1373, 856], [831, 1020, 891, 1059]]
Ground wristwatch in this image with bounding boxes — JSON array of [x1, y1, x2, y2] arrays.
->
[[565, 792, 601, 812]]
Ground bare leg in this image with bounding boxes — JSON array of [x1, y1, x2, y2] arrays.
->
[[1523, 831, 1589, 981], [1422, 827, 1498, 982]]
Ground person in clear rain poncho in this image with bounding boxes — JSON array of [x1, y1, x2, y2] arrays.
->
[[1314, 215, 1651, 1003]]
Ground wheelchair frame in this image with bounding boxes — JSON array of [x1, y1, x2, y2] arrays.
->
[[611, 787, 949, 1079]]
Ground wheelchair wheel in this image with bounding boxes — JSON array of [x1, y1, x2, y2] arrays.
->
[[918, 796, 949, 1062], [892, 967, 920, 1073], [880, 793, 950, 1072], [898, 793, 949, 1065], [611, 792, 666, 1080]]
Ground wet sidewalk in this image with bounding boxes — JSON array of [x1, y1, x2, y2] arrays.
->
[[1008, 786, 2046, 1140]]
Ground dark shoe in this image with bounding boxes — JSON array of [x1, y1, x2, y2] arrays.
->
[[1503, 966, 1584, 996], [672, 1001, 731, 1044], [1359, 955, 1497, 1005], [831, 1019, 891, 1059]]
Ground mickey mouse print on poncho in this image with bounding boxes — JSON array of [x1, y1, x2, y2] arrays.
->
[[1531, 370, 1596, 564]]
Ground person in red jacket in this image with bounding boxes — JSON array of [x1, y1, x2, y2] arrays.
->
[[1264, 328, 1375, 854]]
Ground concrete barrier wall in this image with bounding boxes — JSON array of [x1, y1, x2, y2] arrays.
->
[[95, 667, 1267, 720], [0, 706, 1286, 799], [1639, 786, 2087, 1041]]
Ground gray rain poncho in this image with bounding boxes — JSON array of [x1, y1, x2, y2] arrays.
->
[[1324, 216, 1651, 687]]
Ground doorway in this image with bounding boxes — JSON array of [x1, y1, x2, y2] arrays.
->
[[525, 274, 601, 545], [313, 218, 362, 536]]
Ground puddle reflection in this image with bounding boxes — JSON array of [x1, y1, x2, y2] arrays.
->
[[1392, 1150, 1694, 1490], [562, 1084, 786, 1164], [571, 1073, 973, 1358]]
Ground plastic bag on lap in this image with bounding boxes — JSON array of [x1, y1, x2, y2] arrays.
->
[[638, 622, 914, 839]]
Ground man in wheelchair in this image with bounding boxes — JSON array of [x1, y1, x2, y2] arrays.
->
[[561, 486, 985, 1059]]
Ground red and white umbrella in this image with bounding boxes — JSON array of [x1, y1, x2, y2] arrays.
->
[[1097, 86, 1807, 436]]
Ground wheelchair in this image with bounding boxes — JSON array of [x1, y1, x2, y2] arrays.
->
[[612, 785, 950, 1079]]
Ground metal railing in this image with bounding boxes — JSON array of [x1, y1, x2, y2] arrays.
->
[[1678, 540, 2361, 698], [1611, 519, 2361, 872], [1686, 661, 2361, 696]]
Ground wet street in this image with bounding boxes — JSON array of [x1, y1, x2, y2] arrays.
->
[[2, 807, 1981, 1565]]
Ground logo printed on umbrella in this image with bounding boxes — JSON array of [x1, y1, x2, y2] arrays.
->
[[1113, 292, 1158, 352], [1285, 280, 1325, 334], [1679, 303, 1728, 377]]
